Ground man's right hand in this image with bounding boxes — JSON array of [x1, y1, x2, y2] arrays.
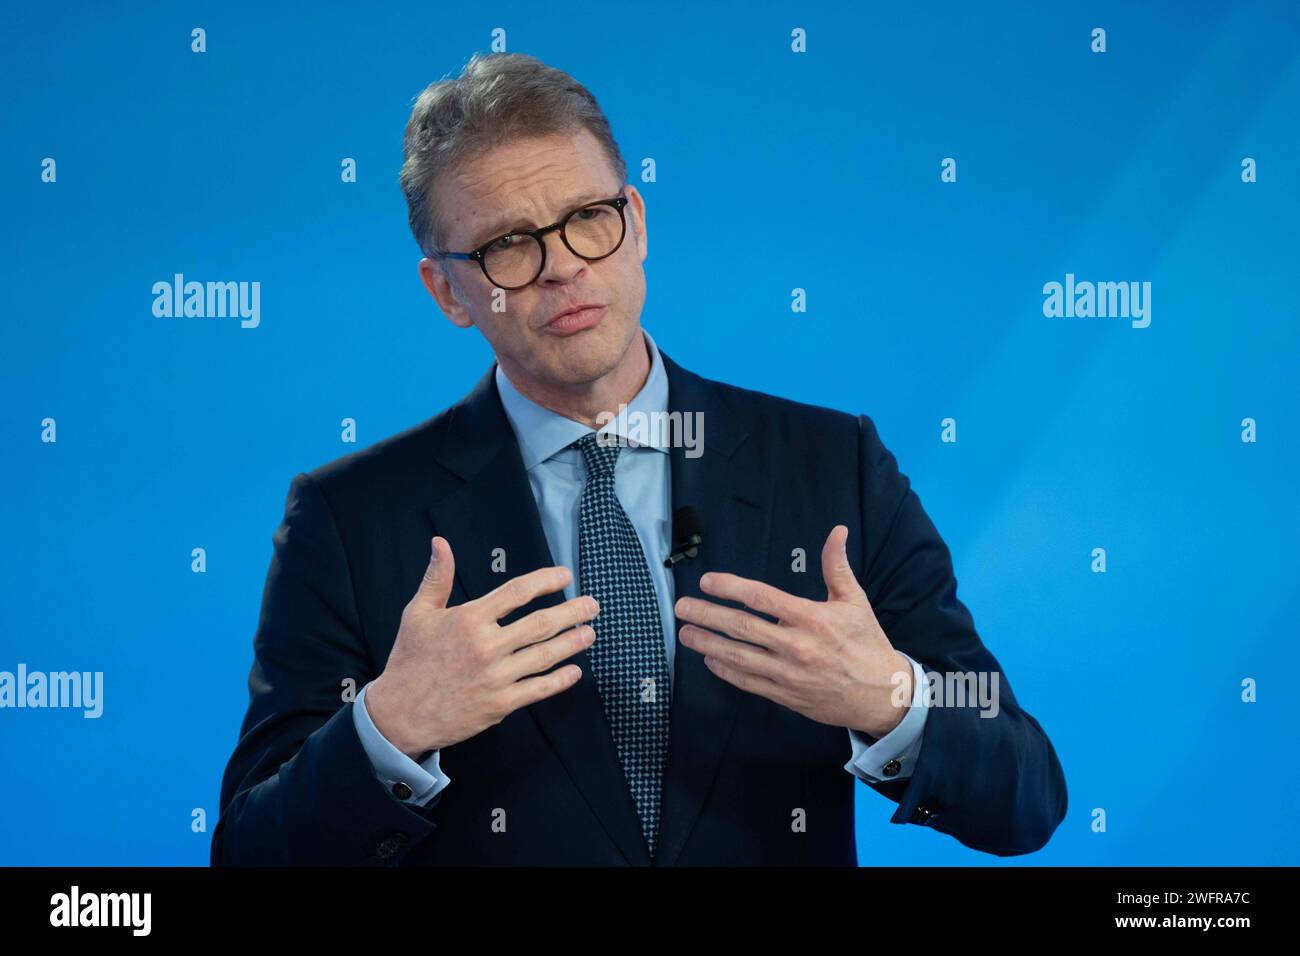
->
[[365, 535, 597, 758]]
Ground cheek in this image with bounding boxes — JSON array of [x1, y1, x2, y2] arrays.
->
[[483, 295, 535, 332], [619, 259, 646, 306]]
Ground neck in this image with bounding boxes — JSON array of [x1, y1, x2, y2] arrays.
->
[[501, 331, 651, 430]]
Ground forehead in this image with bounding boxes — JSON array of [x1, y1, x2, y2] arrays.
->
[[438, 128, 620, 246]]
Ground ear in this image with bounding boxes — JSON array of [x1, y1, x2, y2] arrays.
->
[[624, 185, 648, 262], [419, 257, 474, 328]]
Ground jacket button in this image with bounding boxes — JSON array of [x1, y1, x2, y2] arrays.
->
[[882, 759, 902, 778], [909, 804, 937, 825], [374, 832, 409, 859], [391, 781, 413, 801]]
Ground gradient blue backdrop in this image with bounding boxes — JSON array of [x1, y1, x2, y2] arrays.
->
[[2, 0, 1297, 866]]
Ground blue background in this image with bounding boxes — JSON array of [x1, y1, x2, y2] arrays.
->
[[2, 0, 1297, 865]]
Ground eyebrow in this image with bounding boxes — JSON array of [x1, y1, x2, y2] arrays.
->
[[472, 190, 611, 247]]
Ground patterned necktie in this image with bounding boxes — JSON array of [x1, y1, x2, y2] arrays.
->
[[571, 432, 672, 857]]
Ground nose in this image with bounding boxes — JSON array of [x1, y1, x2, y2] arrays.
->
[[534, 228, 587, 285]]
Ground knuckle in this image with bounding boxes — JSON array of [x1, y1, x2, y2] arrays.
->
[[454, 603, 484, 631], [568, 628, 591, 656], [504, 578, 525, 606], [525, 609, 549, 635], [530, 607, 558, 636], [808, 612, 835, 638], [534, 643, 558, 670], [544, 631, 567, 658], [470, 637, 495, 665]]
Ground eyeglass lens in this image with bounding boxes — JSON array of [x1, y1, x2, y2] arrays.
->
[[482, 203, 625, 288]]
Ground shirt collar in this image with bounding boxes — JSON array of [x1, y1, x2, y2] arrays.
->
[[494, 327, 670, 470]]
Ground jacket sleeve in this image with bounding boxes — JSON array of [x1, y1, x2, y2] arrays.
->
[[211, 472, 440, 866], [853, 414, 1068, 855]]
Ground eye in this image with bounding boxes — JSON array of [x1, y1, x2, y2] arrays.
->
[[488, 234, 520, 252]]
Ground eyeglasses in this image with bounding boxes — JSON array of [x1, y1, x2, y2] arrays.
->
[[429, 192, 630, 290]]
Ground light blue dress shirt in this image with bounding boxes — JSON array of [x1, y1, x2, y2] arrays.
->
[[353, 327, 930, 808]]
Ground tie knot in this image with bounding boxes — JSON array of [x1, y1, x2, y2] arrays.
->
[[571, 431, 621, 478]]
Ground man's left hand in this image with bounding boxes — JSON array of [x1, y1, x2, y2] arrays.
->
[[674, 524, 913, 739]]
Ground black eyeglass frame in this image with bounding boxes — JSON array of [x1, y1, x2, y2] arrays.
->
[[428, 192, 630, 290]]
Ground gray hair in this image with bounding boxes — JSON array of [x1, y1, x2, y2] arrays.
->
[[399, 52, 628, 282]]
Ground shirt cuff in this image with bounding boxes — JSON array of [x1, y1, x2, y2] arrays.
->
[[843, 652, 929, 783], [353, 681, 451, 806]]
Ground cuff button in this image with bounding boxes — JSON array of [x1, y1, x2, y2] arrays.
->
[[374, 832, 409, 860], [391, 781, 414, 801], [882, 758, 902, 778]]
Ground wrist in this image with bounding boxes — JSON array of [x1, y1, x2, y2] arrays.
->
[[366, 677, 427, 760], [857, 654, 913, 738]]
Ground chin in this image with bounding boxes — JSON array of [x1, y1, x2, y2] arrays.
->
[[542, 323, 631, 382], [548, 353, 618, 386]]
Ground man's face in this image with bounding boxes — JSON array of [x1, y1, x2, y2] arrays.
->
[[419, 128, 648, 392]]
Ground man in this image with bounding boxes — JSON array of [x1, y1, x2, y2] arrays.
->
[[212, 52, 1067, 866]]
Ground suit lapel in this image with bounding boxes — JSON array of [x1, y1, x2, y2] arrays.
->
[[653, 350, 774, 867]]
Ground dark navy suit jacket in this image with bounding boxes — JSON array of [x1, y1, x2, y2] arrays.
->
[[212, 349, 1068, 866]]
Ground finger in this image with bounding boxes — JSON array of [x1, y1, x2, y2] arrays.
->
[[697, 572, 819, 627], [415, 535, 456, 609], [702, 655, 791, 706], [821, 524, 869, 606], [678, 624, 786, 683], [476, 565, 572, 621], [500, 594, 599, 651], [502, 663, 583, 712], [674, 596, 789, 653], [506, 624, 595, 681]]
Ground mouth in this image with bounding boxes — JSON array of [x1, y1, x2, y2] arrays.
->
[[542, 304, 606, 336]]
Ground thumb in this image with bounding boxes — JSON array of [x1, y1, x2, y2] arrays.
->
[[821, 524, 868, 606], [416, 535, 456, 609]]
